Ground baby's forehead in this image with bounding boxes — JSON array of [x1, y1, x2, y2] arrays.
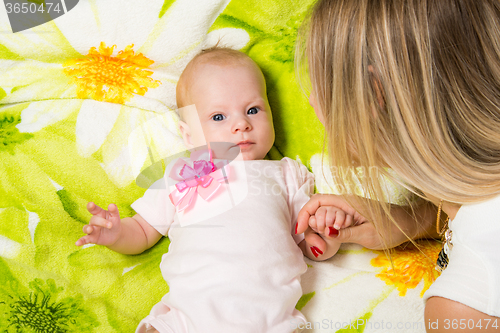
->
[[190, 56, 259, 78], [176, 49, 266, 110], [184, 59, 266, 100]]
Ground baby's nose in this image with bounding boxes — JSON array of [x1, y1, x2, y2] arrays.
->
[[232, 118, 252, 132]]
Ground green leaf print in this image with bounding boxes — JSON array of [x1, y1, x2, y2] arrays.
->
[[296, 291, 315, 311], [0, 265, 99, 333], [0, 112, 33, 155]]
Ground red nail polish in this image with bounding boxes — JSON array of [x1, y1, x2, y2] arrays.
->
[[295, 223, 298, 234], [328, 227, 339, 237], [313, 246, 323, 255], [310, 246, 323, 257]]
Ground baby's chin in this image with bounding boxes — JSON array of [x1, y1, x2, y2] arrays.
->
[[240, 150, 268, 161], [240, 153, 255, 160], [228, 150, 258, 161]]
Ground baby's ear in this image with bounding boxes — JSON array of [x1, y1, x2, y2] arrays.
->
[[178, 121, 194, 148]]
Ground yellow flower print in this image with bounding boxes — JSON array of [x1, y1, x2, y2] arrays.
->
[[64, 42, 161, 104], [370, 240, 442, 297], [1, 0, 249, 186]]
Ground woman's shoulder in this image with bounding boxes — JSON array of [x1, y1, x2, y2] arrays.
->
[[424, 194, 500, 317], [452, 194, 500, 233]]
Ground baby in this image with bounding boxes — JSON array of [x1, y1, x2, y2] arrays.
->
[[76, 48, 347, 333]]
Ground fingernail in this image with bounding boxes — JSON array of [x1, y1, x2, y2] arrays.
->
[[328, 227, 339, 237], [310, 246, 323, 257], [295, 223, 298, 234], [313, 246, 323, 255]]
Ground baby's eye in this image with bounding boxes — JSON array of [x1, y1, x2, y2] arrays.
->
[[212, 114, 225, 121], [247, 107, 259, 115]]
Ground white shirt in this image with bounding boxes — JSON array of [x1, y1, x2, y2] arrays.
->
[[424, 195, 500, 317]]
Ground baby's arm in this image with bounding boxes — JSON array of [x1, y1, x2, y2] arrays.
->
[[300, 206, 353, 261], [76, 202, 162, 255]]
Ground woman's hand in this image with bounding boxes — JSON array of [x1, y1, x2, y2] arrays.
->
[[297, 194, 438, 250], [297, 194, 383, 248]]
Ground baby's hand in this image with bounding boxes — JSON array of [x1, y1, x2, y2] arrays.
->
[[75, 202, 122, 247], [308, 206, 353, 237]]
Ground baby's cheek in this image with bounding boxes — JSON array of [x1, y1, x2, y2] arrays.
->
[[206, 124, 230, 143]]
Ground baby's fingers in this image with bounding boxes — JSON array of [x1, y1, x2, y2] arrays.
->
[[308, 215, 319, 233], [87, 202, 107, 217], [89, 215, 113, 229], [342, 214, 354, 228], [83, 223, 107, 235], [323, 207, 338, 227], [324, 209, 347, 237], [312, 206, 329, 233], [75, 223, 102, 245], [332, 210, 346, 230], [75, 234, 98, 246], [107, 204, 121, 225], [83, 224, 94, 235]]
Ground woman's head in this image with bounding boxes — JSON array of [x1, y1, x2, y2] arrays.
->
[[298, 0, 500, 205]]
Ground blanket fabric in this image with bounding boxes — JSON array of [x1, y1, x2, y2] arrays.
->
[[0, 0, 441, 332]]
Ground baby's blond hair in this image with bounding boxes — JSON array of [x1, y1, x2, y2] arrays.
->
[[176, 47, 259, 110]]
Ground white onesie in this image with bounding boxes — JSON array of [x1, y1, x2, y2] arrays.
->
[[132, 155, 314, 333]]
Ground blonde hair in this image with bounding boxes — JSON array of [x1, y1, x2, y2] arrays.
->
[[296, 0, 500, 232], [176, 47, 258, 109]]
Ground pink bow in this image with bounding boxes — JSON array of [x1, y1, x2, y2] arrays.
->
[[169, 150, 229, 211]]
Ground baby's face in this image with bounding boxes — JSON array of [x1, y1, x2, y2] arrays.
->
[[181, 61, 275, 160]]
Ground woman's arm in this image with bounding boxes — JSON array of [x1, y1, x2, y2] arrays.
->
[[425, 297, 499, 332], [297, 194, 440, 250]]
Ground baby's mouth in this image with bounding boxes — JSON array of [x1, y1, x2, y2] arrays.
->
[[236, 140, 255, 149], [223, 141, 255, 157]]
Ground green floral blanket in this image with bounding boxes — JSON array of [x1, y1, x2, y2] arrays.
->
[[0, 0, 441, 332]]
